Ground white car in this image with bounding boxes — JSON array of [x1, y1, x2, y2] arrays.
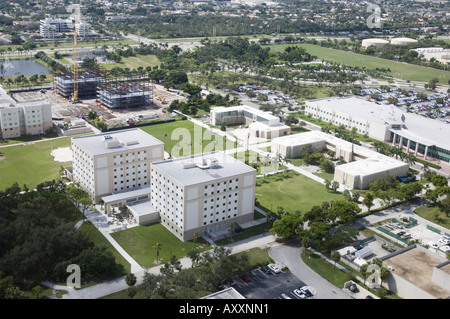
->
[[268, 263, 281, 274], [428, 241, 439, 249], [439, 238, 450, 245], [293, 289, 307, 299], [439, 245, 450, 253]]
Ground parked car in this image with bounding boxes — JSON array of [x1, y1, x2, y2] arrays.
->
[[268, 263, 281, 274], [428, 241, 439, 249], [260, 265, 272, 275], [439, 237, 450, 245], [397, 231, 406, 237], [239, 274, 251, 282], [299, 286, 313, 297], [293, 289, 307, 299], [281, 293, 291, 299]]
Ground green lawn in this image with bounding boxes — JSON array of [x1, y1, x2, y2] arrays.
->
[[110, 223, 211, 267], [267, 43, 450, 83], [0, 137, 72, 191], [255, 170, 344, 215], [101, 54, 161, 70], [139, 120, 233, 157], [414, 205, 450, 230]]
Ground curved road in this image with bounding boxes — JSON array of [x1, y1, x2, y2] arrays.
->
[[269, 240, 352, 299]]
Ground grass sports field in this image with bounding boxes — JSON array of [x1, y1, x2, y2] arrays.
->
[[102, 54, 161, 70], [255, 170, 344, 215], [140, 120, 233, 157], [0, 137, 72, 191], [268, 43, 450, 83]]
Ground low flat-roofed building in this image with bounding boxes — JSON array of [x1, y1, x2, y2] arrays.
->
[[210, 105, 290, 139], [381, 245, 450, 299], [201, 287, 246, 299], [150, 151, 256, 241], [271, 130, 409, 189], [305, 96, 450, 164], [71, 128, 164, 202]]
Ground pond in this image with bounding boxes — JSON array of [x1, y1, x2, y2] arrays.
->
[[0, 59, 51, 77]]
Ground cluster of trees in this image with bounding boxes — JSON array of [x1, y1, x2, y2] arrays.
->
[[298, 144, 335, 174], [372, 141, 417, 166], [278, 46, 315, 63], [369, 174, 423, 206], [87, 111, 108, 131], [0, 73, 48, 91], [34, 51, 67, 73], [269, 200, 361, 253], [0, 181, 121, 297], [133, 246, 252, 299], [168, 83, 240, 116], [423, 171, 450, 211]]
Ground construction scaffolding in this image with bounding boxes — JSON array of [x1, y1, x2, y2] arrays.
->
[[96, 70, 153, 109], [53, 70, 104, 98]]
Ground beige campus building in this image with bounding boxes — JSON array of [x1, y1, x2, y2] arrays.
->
[[150, 151, 257, 242], [271, 131, 409, 189], [71, 128, 164, 203], [0, 86, 52, 139]]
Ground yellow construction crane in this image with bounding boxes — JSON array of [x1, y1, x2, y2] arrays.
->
[[67, 4, 81, 103]]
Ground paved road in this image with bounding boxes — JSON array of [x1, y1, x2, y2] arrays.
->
[[269, 241, 352, 299]]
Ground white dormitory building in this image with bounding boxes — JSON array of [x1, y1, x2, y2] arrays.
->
[[305, 96, 450, 164], [0, 86, 52, 139], [150, 151, 256, 241], [271, 130, 409, 189], [71, 128, 165, 203], [210, 105, 291, 139], [71, 129, 257, 242]]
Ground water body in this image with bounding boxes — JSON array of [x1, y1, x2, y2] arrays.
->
[[0, 60, 51, 77]]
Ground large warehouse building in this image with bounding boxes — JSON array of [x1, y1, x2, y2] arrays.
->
[[271, 131, 409, 189], [305, 97, 450, 164]]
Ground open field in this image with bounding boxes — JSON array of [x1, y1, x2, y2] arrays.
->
[[140, 120, 233, 156], [414, 205, 450, 230], [0, 137, 72, 191], [255, 170, 344, 215], [110, 222, 211, 267], [101, 54, 161, 70], [267, 43, 450, 83]]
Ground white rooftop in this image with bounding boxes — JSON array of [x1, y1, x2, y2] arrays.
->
[[337, 157, 408, 176], [308, 96, 450, 150], [72, 128, 163, 156], [151, 151, 256, 186]]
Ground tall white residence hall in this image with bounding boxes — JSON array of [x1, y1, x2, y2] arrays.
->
[[71, 128, 164, 203], [150, 151, 257, 241], [0, 86, 52, 139]]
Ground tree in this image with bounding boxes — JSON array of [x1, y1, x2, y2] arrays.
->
[[330, 181, 339, 193], [330, 251, 340, 268], [269, 211, 303, 239], [363, 192, 375, 212], [154, 242, 163, 264], [31, 285, 44, 299], [125, 273, 137, 287]]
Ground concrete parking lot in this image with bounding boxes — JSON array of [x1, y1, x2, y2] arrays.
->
[[232, 267, 313, 300]]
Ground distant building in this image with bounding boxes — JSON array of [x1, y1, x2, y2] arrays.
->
[[305, 97, 450, 163], [210, 105, 291, 139], [271, 131, 409, 189], [0, 86, 52, 139], [71, 128, 164, 203], [39, 17, 92, 38]]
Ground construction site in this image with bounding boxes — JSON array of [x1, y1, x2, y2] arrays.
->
[[44, 3, 187, 129]]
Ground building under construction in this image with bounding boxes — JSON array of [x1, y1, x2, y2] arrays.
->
[[96, 70, 153, 109], [53, 67, 154, 109], [53, 70, 104, 98]]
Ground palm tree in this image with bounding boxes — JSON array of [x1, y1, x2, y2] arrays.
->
[[153, 242, 162, 264]]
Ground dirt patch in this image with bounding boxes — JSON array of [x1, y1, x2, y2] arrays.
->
[[51, 147, 72, 162]]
